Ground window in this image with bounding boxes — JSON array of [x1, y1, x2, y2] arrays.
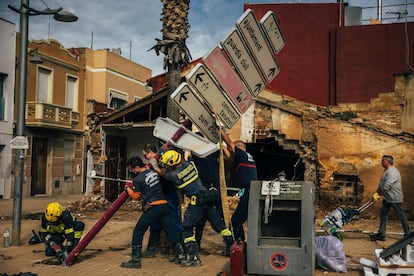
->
[[37, 67, 52, 103], [66, 75, 78, 111], [109, 89, 128, 109], [0, 73, 6, 120], [64, 140, 73, 181]]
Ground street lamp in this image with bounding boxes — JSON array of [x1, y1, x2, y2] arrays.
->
[[8, 0, 78, 246]]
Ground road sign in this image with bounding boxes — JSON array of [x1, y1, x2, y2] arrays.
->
[[221, 28, 265, 97], [153, 117, 218, 158], [203, 46, 254, 114], [260, 11, 286, 54], [236, 9, 280, 83], [186, 63, 240, 129], [171, 82, 219, 143], [10, 136, 29, 149]]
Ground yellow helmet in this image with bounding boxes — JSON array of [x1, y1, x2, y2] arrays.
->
[[45, 202, 64, 222], [160, 150, 181, 167]]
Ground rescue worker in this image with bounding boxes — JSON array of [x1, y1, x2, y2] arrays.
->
[[159, 150, 234, 266], [141, 144, 182, 258], [221, 129, 257, 241], [190, 149, 223, 253], [121, 156, 185, 269], [40, 202, 85, 261]]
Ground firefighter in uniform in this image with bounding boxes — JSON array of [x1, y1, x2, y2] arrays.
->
[[141, 144, 182, 258], [40, 202, 85, 261], [159, 150, 234, 266], [121, 156, 186, 269], [221, 129, 257, 241]]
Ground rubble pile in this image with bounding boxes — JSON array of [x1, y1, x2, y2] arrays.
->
[[66, 196, 111, 213]]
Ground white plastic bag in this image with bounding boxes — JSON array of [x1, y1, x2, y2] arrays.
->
[[315, 235, 347, 273]]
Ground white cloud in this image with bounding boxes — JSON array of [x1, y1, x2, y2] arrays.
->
[[1, 0, 413, 76]]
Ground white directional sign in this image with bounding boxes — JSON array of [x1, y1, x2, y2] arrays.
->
[[221, 28, 265, 97], [236, 9, 280, 83], [260, 11, 286, 54], [203, 46, 254, 114], [186, 63, 240, 129], [171, 82, 219, 143], [153, 117, 218, 158]]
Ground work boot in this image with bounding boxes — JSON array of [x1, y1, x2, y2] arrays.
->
[[222, 235, 234, 257], [50, 241, 66, 262], [370, 232, 385, 241], [173, 243, 187, 265], [121, 246, 142, 268], [142, 231, 160, 258], [55, 249, 67, 262], [182, 241, 202, 267]]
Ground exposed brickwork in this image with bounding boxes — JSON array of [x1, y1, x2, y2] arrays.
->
[[254, 73, 414, 217]]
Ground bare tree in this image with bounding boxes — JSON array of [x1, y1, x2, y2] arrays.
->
[[150, 0, 192, 122]]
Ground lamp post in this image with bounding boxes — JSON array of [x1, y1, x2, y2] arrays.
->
[[8, 0, 78, 246]]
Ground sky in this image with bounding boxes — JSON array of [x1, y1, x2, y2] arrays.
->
[[1, 0, 413, 76]]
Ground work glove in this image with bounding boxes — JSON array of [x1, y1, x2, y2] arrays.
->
[[372, 192, 381, 201], [148, 157, 160, 171], [124, 181, 132, 191], [44, 234, 52, 242]]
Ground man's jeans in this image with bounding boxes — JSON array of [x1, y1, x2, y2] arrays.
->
[[379, 201, 410, 236]]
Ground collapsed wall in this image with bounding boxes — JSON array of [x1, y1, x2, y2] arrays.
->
[[247, 73, 414, 219]]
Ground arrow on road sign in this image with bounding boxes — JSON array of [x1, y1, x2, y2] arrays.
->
[[221, 29, 265, 97], [179, 91, 189, 103], [195, 72, 205, 84], [203, 46, 254, 114], [236, 9, 280, 83], [186, 63, 240, 129], [171, 82, 219, 143], [260, 11, 286, 54]]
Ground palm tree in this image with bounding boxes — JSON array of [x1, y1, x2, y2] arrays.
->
[[150, 0, 192, 123]]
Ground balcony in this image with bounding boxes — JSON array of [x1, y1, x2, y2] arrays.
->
[[26, 102, 80, 129]]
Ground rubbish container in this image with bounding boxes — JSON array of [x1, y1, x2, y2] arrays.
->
[[246, 180, 315, 275]]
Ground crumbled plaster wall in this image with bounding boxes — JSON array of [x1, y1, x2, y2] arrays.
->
[[401, 74, 414, 133], [253, 77, 414, 219]]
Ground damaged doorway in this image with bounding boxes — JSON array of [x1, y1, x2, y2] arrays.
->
[[104, 135, 127, 202], [31, 137, 48, 196], [247, 138, 305, 181]]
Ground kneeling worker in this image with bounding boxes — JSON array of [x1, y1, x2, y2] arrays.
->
[[40, 202, 85, 262]]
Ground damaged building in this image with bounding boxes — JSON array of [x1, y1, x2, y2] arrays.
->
[[85, 2, 414, 219], [86, 72, 414, 219]]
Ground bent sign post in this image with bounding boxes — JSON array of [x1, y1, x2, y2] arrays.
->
[[186, 63, 240, 129], [236, 9, 280, 84], [221, 29, 265, 97], [260, 11, 286, 54], [170, 82, 219, 143], [203, 46, 254, 114]]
